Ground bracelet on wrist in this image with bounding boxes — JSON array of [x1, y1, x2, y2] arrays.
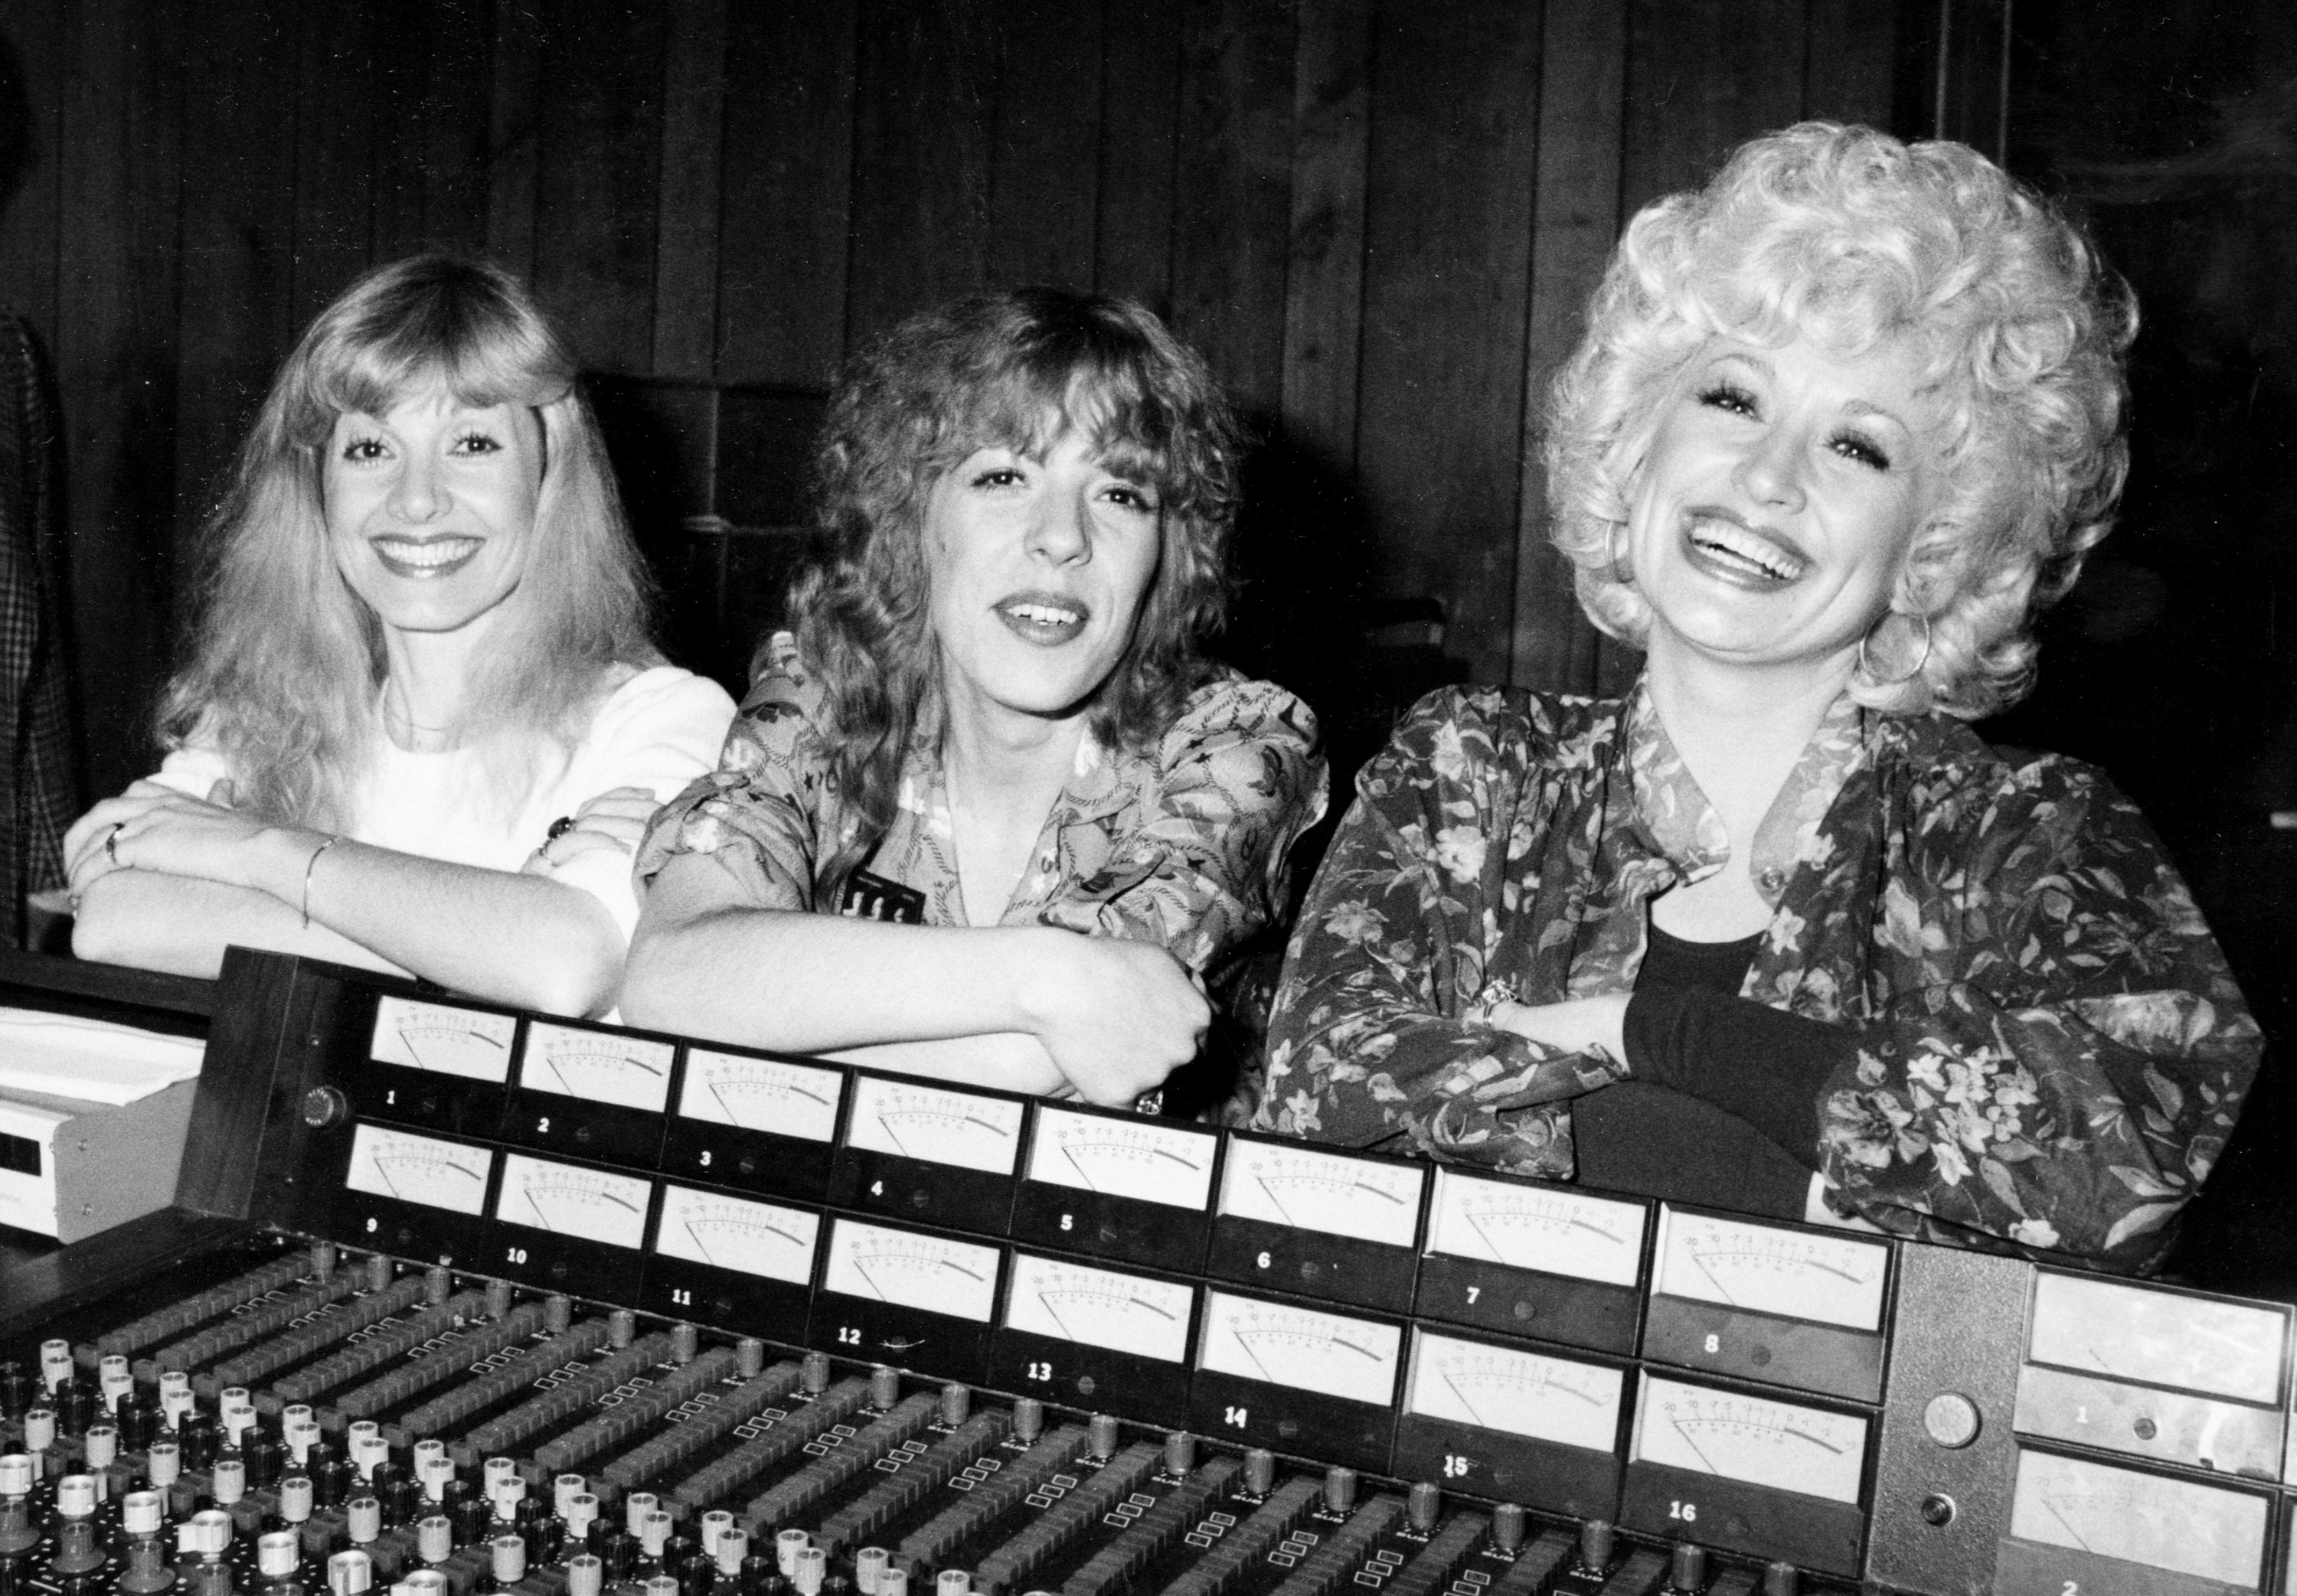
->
[[300, 835, 341, 929]]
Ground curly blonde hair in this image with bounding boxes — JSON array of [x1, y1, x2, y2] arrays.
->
[[1545, 122, 2137, 717]]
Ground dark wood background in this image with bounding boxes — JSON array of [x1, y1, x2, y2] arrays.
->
[[0, 0, 1992, 804]]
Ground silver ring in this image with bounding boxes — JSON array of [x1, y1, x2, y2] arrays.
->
[[105, 823, 123, 865]]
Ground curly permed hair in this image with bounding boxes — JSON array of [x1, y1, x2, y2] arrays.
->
[[1544, 121, 2138, 717], [789, 286, 1242, 904]]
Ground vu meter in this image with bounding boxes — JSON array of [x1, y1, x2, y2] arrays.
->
[[1645, 1206, 1891, 1402], [992, 1252, 1198, 1424], [505, 1023, 675, 1166], [812, 1216, 1003, 1382], [831, 1075, 1025, 1233], [2016, 1271, 2289, 1477], [643, 1184, 821, 1337], [491, 1154, 654, 1297], [368, 997, 514, 1081], [359, 996, 515, 1135], [1012, 1103, 1218, 1273], [1998, 1448, 2270, 1594], [1208, 1134, 1425, 1314], [333, 1123, 495, 1261], [1188, 1288, 1404, 1473], [1622, 1371, 1871, 1577], [1393, 1327, 1626, 1518], [1416, 1167, 1648, 1353], [663, 1049, 845, 1202]]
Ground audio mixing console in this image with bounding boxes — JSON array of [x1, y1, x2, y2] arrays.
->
[[0, 945, 2289, 1596]]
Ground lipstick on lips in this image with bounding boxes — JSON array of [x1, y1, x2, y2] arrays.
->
[[993, 589, 1090, 645], [371, 534, 483, 579], [1678, 506, 1810, 589]]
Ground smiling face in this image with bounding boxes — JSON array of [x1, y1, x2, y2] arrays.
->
[[1625, 331, 1940, 684], [323, 385, 544, 641], [923, 424, 1164, 735]]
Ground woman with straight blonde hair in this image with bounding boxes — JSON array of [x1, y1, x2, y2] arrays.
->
[[66, 254, 734, 1016]]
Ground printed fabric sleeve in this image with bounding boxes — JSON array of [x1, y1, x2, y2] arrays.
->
[[1810, 758, 2262, 1273], [1254, 687, 1627, 1172], [543, 668, 737, 942], [631, 635, 832, 916], [1031, 677, 1328, 975]]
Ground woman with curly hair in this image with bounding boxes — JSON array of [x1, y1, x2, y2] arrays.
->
[[1256, 123, 2258, 1271], [64, 256, 736, 1016], [625, 289, 1326, 1108]]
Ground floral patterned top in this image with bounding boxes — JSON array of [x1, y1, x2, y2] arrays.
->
[[1253, 679, 2259, 1275], [635, 634, 1329, 1080]]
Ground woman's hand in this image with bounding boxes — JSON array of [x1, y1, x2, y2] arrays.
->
[[1016, 932, 1211, 1107], [1488, 994, 1630, 1066], [522, 785, 658, 876], [65, 779, 314, 900]]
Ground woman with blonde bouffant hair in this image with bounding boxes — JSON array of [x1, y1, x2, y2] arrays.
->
[[1259, 123, 2258, 1274], [66, 255, 734, 1016]]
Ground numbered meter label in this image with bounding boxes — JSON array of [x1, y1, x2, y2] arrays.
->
[[1217, 1141, 1423, 1247], [652, 1186, 819, 1284], [677, 1051, 844, 1144], [344, 1124, 493, 1214], [845, 1077, 1024, 1175], [493, 1155, 652, 1249], [370, 999, 514, 1082], [519, 1024, 675, 1114]]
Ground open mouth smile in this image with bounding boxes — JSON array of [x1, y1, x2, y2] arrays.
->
[[1681, 511, 1809, 587], [994, 592, 1090, 644], [372, 535, 483, 579]]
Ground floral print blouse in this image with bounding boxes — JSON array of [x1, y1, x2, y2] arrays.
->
[[1253, 680, 2259, 1275], [635, 633, 1328, 1063]]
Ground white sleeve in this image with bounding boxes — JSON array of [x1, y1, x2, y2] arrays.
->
[[549, 668, 739, 942], [148, 746, 235, 801]]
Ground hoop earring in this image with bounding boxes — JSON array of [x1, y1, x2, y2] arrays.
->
[[1858, 609, 1933, 687]]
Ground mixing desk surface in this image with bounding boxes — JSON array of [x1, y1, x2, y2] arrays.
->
[[0, 946, 2291, 1596]]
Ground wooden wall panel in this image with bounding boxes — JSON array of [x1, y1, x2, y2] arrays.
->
[[1354, 1, 1543, 687], [986, 0, 1103, 294], [714, 0, 854, 388], [1094, 1, 1182, 310], [532, 1, 668, 377], [1168, 0, 1296, 422], [845, 0, 998, 347], [1511, 0, 1626, 693], [0, 0, 1958, 817]]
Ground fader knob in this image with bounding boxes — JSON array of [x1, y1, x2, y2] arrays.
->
[[485, 1280, 514, 1320], [554, 1476, 588, 1517], [1086, 1414, 1120, 1460], [1575, 1518, 1616, 1576], [868, 1366, 900, 1409], [931, 1569, 965, 1594], [717, 1529, 750, 1577], [1763, 1562, 1800, 1596], [1492, 1503, 1527, 1554], [417, 1517, 453, 1565], [737, 1340, 766, 1379], [546, 1297, 573, 1334], [21, 1409, 54, 1454], [938, 1384, 969, 1426], [671, 1325, 701, 1366], [423, 1268, 450, 1307], [1322, 1467, 1357, 1514], [310, 1241, 338, 1278], [565, 1555, 603, 1596], [1162, 1431, 1196, 1477], [737, 1552, 777, 1596], [1407, 1482, 1440, 1532], [58, 1382, 93, 1437], [326, 1550, 372, 1596], [38, 1340, 70, 1393], [0, 1363, 28, 1418], [800, 1352, 830, 1395], [624, 1492, 660, 1537], [853, 1548, 889, 1593], [257, 1532, 301, 1581], [609, 1311, 638, 1350], [490, 1535, 527, 1585], [1011, 1397, 1043, 1443], [1667, 1542, 1707, 1592], [1243, 1449, 1276, 1496], [364, 1255, 392, 1293], [776, 1529, 810, 1577]]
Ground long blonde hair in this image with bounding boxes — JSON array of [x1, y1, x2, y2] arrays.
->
[[162, 256, 659, 827]]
